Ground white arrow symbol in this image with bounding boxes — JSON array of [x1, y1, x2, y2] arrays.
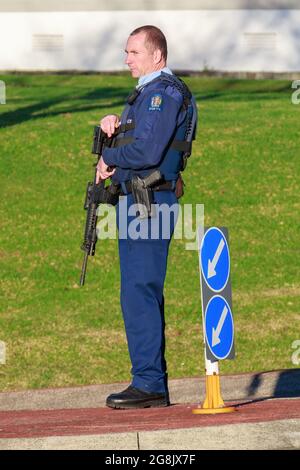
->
[[212, 305, 228, 347], [207, 238, 225, 279]]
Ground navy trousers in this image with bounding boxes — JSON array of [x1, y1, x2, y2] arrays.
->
[[116, 191, 178, 394]]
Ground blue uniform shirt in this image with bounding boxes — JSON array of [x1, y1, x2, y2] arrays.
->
[[102, 68, 187, 183], [137, 66, 173, 88]]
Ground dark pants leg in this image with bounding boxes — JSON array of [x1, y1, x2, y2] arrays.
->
[[117, 191, 178, 394]]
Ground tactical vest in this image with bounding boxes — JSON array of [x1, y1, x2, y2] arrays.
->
[[112, 72, 197, 182]]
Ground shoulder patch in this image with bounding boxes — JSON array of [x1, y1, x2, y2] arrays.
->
[[148, 93, 163, 111]]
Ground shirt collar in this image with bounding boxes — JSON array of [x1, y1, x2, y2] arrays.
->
[[137, 67, 173, 89]]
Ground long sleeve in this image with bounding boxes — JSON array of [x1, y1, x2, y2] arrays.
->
[[102, 89, 182, 170]]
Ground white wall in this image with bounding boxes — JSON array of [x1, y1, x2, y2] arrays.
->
[[0, 9, 299, 72]]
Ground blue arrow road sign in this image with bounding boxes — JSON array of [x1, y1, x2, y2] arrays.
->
[[205, 295, 234, 360], [200, 227, 230, 292]]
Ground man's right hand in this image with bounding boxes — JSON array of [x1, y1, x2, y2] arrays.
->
[[100, 114, 120, 138], [96, 157, 115, 183]]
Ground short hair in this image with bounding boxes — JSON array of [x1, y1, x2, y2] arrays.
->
[[130, 25, 168, 61]]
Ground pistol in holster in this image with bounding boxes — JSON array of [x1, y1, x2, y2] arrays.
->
[[131, 170, 163, 219]]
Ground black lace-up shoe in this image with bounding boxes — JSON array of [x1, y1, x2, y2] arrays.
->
[[106, 385, 169, 409]]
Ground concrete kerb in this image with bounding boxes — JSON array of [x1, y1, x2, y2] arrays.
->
[[0, 369, 299, 450], [1, 419, 300, 450], [0, 368, 299, 412]]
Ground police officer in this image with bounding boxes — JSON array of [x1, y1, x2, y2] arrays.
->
[[96, 25, 197, 409]]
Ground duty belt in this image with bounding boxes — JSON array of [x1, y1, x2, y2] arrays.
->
[[122, 180, 174, 195]]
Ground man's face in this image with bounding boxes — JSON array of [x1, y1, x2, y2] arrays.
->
[[125, 32, 161, 78]]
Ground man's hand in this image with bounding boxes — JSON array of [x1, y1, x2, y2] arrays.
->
[[100, 114, 120, 138], [96, 157, 115, 183]]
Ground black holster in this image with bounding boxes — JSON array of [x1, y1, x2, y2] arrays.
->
[[131, 170, 163, 219]]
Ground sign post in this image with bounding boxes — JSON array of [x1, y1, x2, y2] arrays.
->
[[193, 227, 236, 414]]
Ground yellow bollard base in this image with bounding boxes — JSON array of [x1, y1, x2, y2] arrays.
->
[[192, 373, 237, 415], [192, 406, 236, 415]]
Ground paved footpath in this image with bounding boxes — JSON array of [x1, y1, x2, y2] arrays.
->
[[0, 369, 299, 450]]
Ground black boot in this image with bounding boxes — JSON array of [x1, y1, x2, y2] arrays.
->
[[106, 385, 169, 409]]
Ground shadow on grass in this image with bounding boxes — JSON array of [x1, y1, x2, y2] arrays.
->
[[0, 77, 292, 128], [190, 78, 292, 102], [0, 86, 132, 129], [195, 87, 292, 102]]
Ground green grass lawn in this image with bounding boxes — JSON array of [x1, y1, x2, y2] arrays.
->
[[0, 73, 299, 392]]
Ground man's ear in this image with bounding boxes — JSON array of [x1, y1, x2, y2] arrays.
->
[[153, 49, 163, 65]]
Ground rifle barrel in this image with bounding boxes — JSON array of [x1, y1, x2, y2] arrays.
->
[[80, 251, 89, 286]]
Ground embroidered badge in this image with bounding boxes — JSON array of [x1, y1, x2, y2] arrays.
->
[[148, 93, 163, 111]]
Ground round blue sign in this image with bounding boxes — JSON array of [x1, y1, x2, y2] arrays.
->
[[200, 227, 230, 292], [205, 295, 234, 360]]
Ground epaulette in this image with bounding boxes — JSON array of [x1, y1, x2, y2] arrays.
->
[[158, 72, 192, 109]]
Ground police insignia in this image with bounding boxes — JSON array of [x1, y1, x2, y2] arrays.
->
[[148, 93, 163, 111]]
